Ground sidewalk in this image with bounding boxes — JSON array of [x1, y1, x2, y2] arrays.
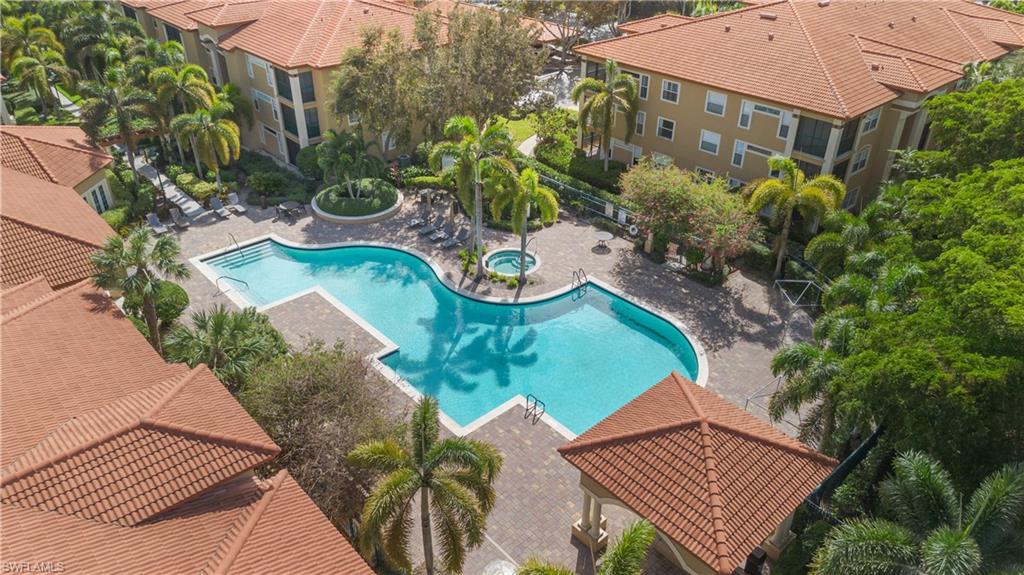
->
[[133, 157, 205, 219]]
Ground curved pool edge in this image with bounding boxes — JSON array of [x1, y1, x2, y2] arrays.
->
[[189, 233, 711, 438], [484, 248, 542, 278]]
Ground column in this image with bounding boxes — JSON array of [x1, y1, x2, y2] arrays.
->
[[907, 108, 929, 151], [819, 121, 844, 174], [879, 110, 911, 182], [289, 74, 309, 147], [783, 110, 799, 156], [588, 498, 602, 539], [579, 493, 593, 532]]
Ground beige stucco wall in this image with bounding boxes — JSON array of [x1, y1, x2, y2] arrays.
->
[[73, 169, 113, 213]]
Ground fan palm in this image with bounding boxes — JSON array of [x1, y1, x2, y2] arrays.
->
[[571, 59, 639, 172], [164, 305, 287, 389], [430, 116, 516, 277], [91, 227, 190, 355], [1, 14, 62, 68], [79, 67, 157, 186], [10, 49, 73, 116], [518, 520, 656, 575], [348, 396, 502, 575], [316, 129, 384, 198], [487, 168, 559, 284], [150, 64, 215, 167], [811, 451, 1024, 575], [745, 156, 846, 278], [170, 101, 240, 188]]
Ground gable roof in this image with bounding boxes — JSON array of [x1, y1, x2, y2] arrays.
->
[[575, 0, 1024, 120], [1, 126, 112, 188], [619, 14, 693, 35], [1, 169, 114, 288], [559, 372, 835, 575]]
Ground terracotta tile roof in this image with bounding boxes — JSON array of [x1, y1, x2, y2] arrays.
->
[[420, 0, 570, 44], [619, 14, 693, 35], [0, 276, 52, 312], [559, 372, 836, 575], [186, 0, 270, 28], [1, 169, 114, 288], [575, 0, 1024, 120], [1, 126, 112, 188]]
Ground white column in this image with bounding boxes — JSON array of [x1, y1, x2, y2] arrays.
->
[[880, 110, 911, 182], [783, 110, 799, 156], [820, 122, 844, 174], [580, 493, 593, 532], [289, 74, 308, 147], [907, 108, 929, 151], [588, 498, 602, 538], [768, 511, 795, 548]]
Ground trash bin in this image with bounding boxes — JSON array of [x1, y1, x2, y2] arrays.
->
[[397, 154, 412, 168]]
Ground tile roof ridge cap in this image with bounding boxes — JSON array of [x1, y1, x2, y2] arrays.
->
[[942, 7, 987, 59], [707, 419, 838, 467], [854, 34, 964, 66], [142, 364, 208, 419], [289, 0, 334, 68], [0, 279, 91, 325], [0, 275, 50, 298], [788, 0, 848, 118], [207, 469, 289, 575], [6, 132, 58, 183], [620, 13, 692, 27], [670, 371, 706, 419], [363, 0, 421, 16], [558, 418, 704, 454], [17, 132, 114, 161], [140, 418, 281, 455], [696, 419, 732, 572], [900, 55, 928, 92], [948, 4, 1024, 24]]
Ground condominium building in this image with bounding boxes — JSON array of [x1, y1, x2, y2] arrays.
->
[[576, 0, 1024, 209]]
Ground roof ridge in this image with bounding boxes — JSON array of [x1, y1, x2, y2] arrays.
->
[[206, 470, 289, 575], [0, 279, 92, 324], [142, 364, 207, 419], [5, 133, 58, 183], [1, 211, 108, 253], [708, 419, 838, 467], [696, 420, 732, 574], [289, 0, 332, 68], [900, 55, 927, 92], [787, 0, 847, 118], [854, 34, 963, 67], [18, 132, 113, 161], [558, 418, 704, 453], [942, 7, 986, 59], [0, 275, 50, 298], [140, 418, 280, 455]]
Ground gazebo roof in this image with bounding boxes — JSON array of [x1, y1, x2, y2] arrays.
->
[[558, 372, 836, 574]]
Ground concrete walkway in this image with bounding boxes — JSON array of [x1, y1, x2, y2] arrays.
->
[[518, 135, 538, 157], [50, 86, 80, 117], [133, 158, 206, 219]]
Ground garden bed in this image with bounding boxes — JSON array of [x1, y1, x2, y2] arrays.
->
[[312, 178, 402, 223]]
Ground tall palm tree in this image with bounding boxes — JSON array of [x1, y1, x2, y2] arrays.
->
[[10, 49, 73, 116], [171, 101, 240, 188], [745, 156, 846, 279], [571, 59, 639, 172], [811, 451, 1024, 575], [317, 129, 384, 198], [150, 64, 215, 167], [487, 168, 559, 284], [91, 227, 190, 355], [805, 196, 905, 278], [518, 520, 657, 575], [79, 67, 157, 185], [216, 82, 254, 132], [1, 14, 62, 69], [127, 38, 184, 86], [430, 116, 516, 277], [348, 396, 502, 575], [165, 305, 287, 389], [64, 9, 142, 80]]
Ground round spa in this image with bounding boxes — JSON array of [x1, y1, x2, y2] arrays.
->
[[484, 248, 540, 277]]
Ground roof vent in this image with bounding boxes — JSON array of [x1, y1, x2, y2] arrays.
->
[[363, 7, 370, 14], [871, 63, 881, 71], [725, 25, 731, 32], [888, 21, 895, 28], [760, 12, 777, 20], [768, 32, 774, 41], [911, 15, 917, 22], [818, 0, 829, 6]]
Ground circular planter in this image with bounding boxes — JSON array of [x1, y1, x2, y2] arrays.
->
[[484, 248, 542, 277], [311, 190, 403, 224]]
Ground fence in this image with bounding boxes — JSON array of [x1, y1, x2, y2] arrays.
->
[[536, 173, 636, 230]]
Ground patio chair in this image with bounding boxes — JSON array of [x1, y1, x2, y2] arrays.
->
[[419, 216, 446, 236], [226, 192, 247, 214], [430, 225, 450, 242], [442, 228, 470, 249], [407, 211, 430, 228], [170, 207, 190, 230], [210, 197, 231, 219], [146, 213, 169, 235]]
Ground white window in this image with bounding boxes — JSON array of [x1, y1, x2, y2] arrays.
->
[[661, 80, 679, 103], [705, 91, 727, 116], [635, 111, 645, 136], [732, 140, 746, 167], [739, 101, 753, 128], [695, 167, 715, 183], [753, 103, 782, 116], [861, 108, 881, 134], [851, 147, 870, 173], [86, 183, 110, 213], [623, 71, 649, 100], [348, 111, 360, 125], [266, 63, 274, 87], [779, 111, 793, 140], [382, 131, 396, 151], [699, 130, 721, 155], [656, 117, 675, 141]]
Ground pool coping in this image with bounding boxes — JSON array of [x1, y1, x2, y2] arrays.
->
[[484, 247, 543, 278], [189, 233, 711, 441]]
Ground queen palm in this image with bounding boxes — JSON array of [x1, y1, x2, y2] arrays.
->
[[430, 116, 516, 277], [216, 83, 255, 132], [811, 451, 1024, 575], [316, 129, 384, 198], [151, 64, 215, 167], [10, 49, 73, 116], [80, 67, 156, 185], [805, 195, 905, 278], [64, 9, 142, 80], [349, 397, 502, 575], [518, 520, 656, 575], [91, 227, 190, 355], [488, 168, 559, 284], [745, 156, 846, 279], [170, 101, 240, 188], [1, 14, 62, 69], [571, 59, 639, 172], [127, 39, 184, 86]]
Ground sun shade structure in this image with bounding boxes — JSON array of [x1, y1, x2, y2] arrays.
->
[[558, 372, 835, 575], [0, 280, 373, 574]]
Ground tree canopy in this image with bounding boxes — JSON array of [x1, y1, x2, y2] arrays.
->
[[924, 78, 1024, 170]]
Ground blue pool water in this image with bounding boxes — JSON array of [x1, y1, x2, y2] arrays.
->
[[204, 241, 699, 434], [486, 250, 537, 275]]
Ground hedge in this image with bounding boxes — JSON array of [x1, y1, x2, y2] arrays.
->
[[514, 153, 631, 209], [314, 179, 398, 217], [101, 207, 129, 230], [237, 150, 281, 175], [295, 146, 322, 180]]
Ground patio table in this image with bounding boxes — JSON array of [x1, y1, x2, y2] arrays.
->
[[594, 230, 614, 249]]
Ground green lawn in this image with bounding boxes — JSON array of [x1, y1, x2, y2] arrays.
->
[[56, 84, 83, 105], [506, 114, 537, 146]]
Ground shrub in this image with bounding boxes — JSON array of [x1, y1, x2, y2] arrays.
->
[[400, 166, 433, 181], [237, 150, 280, 175], [534, 133, 575, 172], [534, 108, 577, 145], [190, 181, 221, 205], [737, 242, 774, 274], [101, 207, 129, 230], [247, 171, 291, 196], [314, 179, 398, 217], [122, 280, 190, 329], [405, 175, 443, 189], [296, 146, 323, 180], [166, 165, 185, 181], [515, 153, 627, 209], [413, 140, 434, 166], [566, 154, 626, 192], [175, 173, 198, 190]]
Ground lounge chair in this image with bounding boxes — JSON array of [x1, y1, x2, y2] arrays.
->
[[419, 216, 446, 236], [442, 228, 470, 249], [430, 226, 450, 242], [226, 192, 247, 214], [146, 213, 169, 235], [170, 207, 190, 230], [407, 212, 430, 228], [210, 197, 231, 219]]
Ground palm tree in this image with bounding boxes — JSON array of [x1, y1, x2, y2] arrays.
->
[[127, 39, 184, 86], [216, 83, 255, 132], [488, 168, 559, 284], [805, 196, 905, 278], [348, 396, 502, 575], [317, 129, 385, 198], [91, 227, 190, 355], [164, 305, 287, 389], [811, 451, 1024, 575], [170, 101, 240, 188], [79, 67, 157, 185], [150, 64, 215, 167], [823, 262, 924, 314], [1, 14, 62, 69], [745, 156, 846, 279], [64, 9, 142, 80], [518, 520, 656, 575], [571, 59, 639, 172], [430, 116, 516, 277], [10, 49, 73, 116]]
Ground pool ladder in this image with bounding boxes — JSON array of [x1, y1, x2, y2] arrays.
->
[[216, 275, 249, 295], [571, 268, 589, 300], [524, 394, 546, 425]]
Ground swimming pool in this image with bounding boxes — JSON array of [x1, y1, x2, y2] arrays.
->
[[201, 239, 701, 435]]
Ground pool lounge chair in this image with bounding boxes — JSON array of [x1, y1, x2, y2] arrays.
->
[[419, 216, 446, 236], [442, 228, 469, 249], [170, 207, 190, 230], [430, 226, 450, 242], [407, 213, 429, 228], [226, 192, 247, 214], [210, 197, 231, 219], [146, 213, 169, 235]]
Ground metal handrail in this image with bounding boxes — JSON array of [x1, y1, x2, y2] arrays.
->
[[216, 275, 249, 294], [228, 233, 243, 260], [525, 236, 538, 258], [524, 394, 546, 424]]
